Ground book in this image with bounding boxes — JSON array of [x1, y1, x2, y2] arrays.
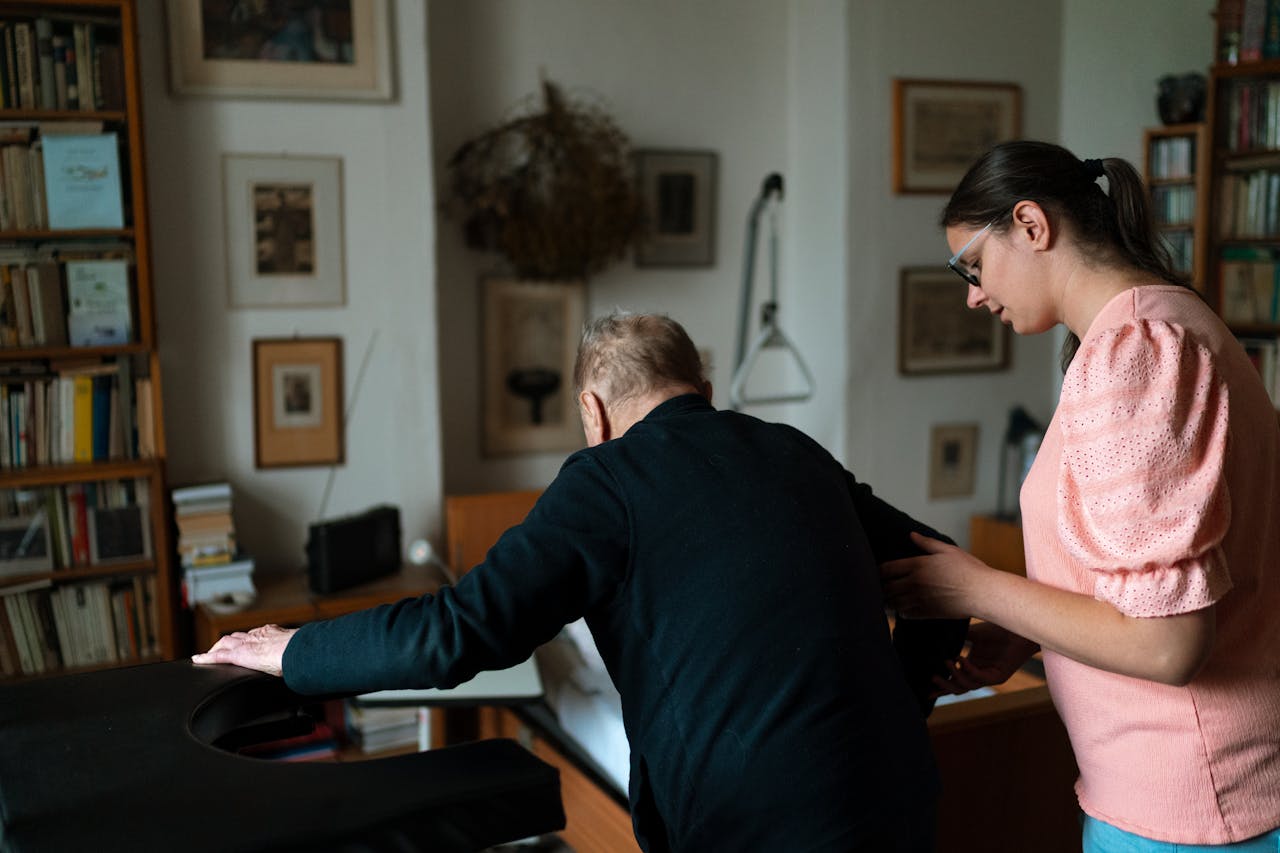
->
[[41, 132, 124, 229], [64, 258, 131, 346], [27, 262, 67, 347]]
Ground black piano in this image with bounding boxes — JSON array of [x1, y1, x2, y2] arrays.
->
[[0, 661, 565, 852]]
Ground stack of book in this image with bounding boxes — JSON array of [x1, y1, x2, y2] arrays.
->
[[171, 482, 255, 608], [343, 700, 422, 755]]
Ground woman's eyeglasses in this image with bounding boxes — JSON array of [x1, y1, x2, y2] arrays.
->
[[946, 221, 995, 287]]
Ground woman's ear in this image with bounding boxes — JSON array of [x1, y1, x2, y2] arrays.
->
[[1011, 199, 1053, 251]]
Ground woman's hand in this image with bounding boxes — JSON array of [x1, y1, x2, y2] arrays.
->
[[880, 531, 996, 620], [191, 624, 297, 677], [932, 621, 1039, 696]]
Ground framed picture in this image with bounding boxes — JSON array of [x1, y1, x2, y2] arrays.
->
[[482, 278, 586, 456], [892, 79, 1022, 194], [252, 337, 345, 468], [165, 0, 395, 101], [899, 267, 1010, 375], [0, 515, 53, 578], [223, 153, 345, 308], [88, 506, 152, 565], [634, 149, 717, 267], [929, 423, 979, 500]]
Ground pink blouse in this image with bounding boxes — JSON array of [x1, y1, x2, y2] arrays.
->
[[1020, 286, 1280, 843]]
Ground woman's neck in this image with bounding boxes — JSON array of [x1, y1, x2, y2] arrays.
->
[[1058, 262, 1159, 339]]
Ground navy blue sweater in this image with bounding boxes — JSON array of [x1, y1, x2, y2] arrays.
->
[[285, 395, 965, 851]]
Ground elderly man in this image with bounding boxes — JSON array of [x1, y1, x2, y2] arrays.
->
[[195, 312, 965, 853]]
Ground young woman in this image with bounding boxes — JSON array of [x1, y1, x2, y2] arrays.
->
[[881, 141, 1280, 851]]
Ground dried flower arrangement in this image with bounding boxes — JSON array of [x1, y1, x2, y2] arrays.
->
[[445, 78, 643, 281]]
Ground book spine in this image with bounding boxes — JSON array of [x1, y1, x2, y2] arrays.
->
[[34, 18, 54, 110], [13, 22, 35, 110]]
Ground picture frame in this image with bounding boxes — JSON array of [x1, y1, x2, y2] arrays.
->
[[88, 506, 152, 565], [899, 267, 1010, 375], [165, 0, 395, 101], [252, 337, 345, 468], [0, 515, 54, 578], [223, 153, 345, 308], [634, 149, 717, 267], [892, 79, 1022, 194], [482, 278, 586, 456], [929, 423, 979, 500]]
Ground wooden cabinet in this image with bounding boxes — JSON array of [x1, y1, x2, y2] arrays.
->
[[0, 0, 174, 680], [1143, 122, 1210, 291], [192, 562, 448, 652]]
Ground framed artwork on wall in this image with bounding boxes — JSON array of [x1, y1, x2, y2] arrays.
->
[[252, 337, 345, 468], [892, 79, 1022, 194], [165, 0, 395, 101], [899, 266, 1010, 375], [929, 423, 979, 499], [482, 278, 586, 456], [633, 149, 717, 267], [223, 153, 345, 308]]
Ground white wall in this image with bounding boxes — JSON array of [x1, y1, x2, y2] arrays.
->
[[844, 1, 1064, 543], [429, 0, 803, 495], [136, 1, 444, 574], [1060, 0, 1215, 165], [132, 0, 1216, 576]]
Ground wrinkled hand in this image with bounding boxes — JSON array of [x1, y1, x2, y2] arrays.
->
[[931, 621, 1039, 697], [191, 624, 296, 677], [880, 531, 992, 620]]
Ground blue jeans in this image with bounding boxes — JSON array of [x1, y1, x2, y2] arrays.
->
[[1082, 815, 1280, 852]]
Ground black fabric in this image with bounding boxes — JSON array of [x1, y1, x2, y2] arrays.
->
[[286, 394, 966, 852], [0, 661, 563, 853]]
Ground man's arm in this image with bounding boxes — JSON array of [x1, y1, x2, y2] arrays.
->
[[844, 471, 969, 715], [196, 456, 630, 695]]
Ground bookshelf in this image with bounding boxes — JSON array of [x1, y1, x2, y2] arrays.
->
[[0, 0, 173, 680], [1205, 0, 1280, 409], [1143, 122, 1210, 292]]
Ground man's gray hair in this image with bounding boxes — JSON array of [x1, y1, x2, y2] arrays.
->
[[573, 312, 707, 406]]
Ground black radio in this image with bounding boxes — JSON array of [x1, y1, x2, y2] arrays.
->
[[305, 504, 402, 594]]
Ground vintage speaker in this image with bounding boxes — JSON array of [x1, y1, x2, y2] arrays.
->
[[305, 504, 402, 594]]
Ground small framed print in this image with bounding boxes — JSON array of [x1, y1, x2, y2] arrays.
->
[[0, 515, 54, 578], [252, 337, 344, 468], [634, 149, 717, 267], [929, 423, 979, 500], [892, 79, 1022, 194], [482, 278, 586, 456], [89, 506, 152, 565], [223, 153, 345, 308], [899, 267, 1010, 375]]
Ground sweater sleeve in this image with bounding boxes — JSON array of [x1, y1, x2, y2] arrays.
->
[[1057, 319, 1233, 617], [845, 470, 969, 716], [283, 454, 630, 695]]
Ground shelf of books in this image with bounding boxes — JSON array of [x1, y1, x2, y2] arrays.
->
[[0, 0, 172, 681], [1144, 123, 1210, 291], [1206, 0, 1280, 411]]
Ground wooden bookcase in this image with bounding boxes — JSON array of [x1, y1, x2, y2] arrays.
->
[[0, 0, 174, 681], [1143, 122, 1210, 292], [1201, 2, 1280, 410]]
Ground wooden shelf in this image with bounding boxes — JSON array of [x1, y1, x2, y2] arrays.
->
[[0, 457, 160, 487], [0, 1, 176, 681]]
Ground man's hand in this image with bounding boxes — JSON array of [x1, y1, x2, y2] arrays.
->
[[191, 624, 297, 677]]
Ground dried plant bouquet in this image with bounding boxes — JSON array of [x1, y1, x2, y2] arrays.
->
[[445, 79, 643, 281]]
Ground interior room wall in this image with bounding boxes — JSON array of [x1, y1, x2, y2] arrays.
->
[[844, 1, 1064, 543], [429, 0, 803, 496], [136, 1, 444, 574]]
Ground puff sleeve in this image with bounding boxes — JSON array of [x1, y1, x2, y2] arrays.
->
[[1057, 319, 1233, 617]]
